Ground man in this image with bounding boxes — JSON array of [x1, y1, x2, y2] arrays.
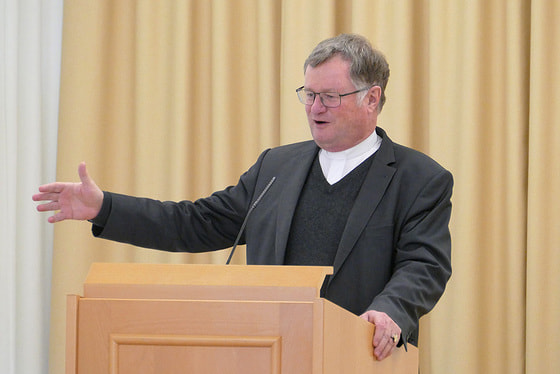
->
[[34, 34, 453, 361]]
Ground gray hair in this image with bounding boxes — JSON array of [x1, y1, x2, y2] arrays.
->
[[304, 34, 390, 112]]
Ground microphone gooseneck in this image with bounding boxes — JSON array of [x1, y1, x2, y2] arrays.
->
[[225, 176, 276, 264]]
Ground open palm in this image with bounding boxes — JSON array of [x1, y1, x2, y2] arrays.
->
[[33, 162, 104, 223]]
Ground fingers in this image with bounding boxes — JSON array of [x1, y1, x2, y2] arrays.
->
[[36, 199, 71, 223], [373, 331, 399, 360], [33, 191, 61, 217], [33, 162, 93, 224], [48, 211, 69, 224], [373, 323, 395, 347], [36, 201, 60, 212], [36, 182, 65, 194], [360, 310, 401, 361], [34, 163, 90, 198], [32, 191, 60, 202]]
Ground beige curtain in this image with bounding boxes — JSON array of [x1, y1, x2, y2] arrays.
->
[[526, 1, 560, 373], [49, 1, 559, 373]]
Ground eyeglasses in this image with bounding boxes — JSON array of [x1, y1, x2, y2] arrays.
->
[[295, 85, 373, 108]]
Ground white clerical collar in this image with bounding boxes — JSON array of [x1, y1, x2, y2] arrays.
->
[[319, 129, 382, 185]]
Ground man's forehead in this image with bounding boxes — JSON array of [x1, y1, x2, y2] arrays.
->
[[305, 56, 353, 87]]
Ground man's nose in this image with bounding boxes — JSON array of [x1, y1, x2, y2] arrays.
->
[[310, 95, 327, 113]]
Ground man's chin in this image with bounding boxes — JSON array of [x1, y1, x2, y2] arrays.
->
[[312, 138, 344, 152]]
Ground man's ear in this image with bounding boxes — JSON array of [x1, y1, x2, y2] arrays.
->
[[367, 86, 382, 112]]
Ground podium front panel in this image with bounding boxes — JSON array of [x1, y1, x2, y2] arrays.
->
[[75, 298, 314, 374]]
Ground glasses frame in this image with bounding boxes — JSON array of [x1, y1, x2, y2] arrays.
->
[[295, 85, 373, 108]]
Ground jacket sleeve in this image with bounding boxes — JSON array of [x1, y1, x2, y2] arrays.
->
[[92, 149, 271, 252], [368, 168, 453, 347]]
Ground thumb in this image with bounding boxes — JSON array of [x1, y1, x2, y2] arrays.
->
[[78, 162, 93, 185]]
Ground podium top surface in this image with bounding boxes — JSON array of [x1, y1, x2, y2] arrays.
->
[[83, 263, 333, 301]]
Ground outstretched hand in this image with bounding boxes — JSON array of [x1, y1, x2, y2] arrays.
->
[[32, 162, 104, 223], [360, 310, 401, 361]]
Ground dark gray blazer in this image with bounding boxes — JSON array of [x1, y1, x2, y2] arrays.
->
[[95, 127, 453, 346]]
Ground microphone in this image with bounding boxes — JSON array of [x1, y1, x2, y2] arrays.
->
[[225, 176, 276, 264]]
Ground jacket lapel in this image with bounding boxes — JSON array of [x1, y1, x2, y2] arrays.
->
[[331, 128, 396, 277], [274, 142, 319, 264]]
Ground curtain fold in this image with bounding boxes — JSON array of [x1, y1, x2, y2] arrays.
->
[[526, 1, 560, 373], [49, 1, 559, 373]]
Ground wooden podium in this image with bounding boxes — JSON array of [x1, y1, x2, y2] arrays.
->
[[66, 263, 418, 373]]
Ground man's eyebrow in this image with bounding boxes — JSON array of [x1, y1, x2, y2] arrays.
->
[[304, 86, 339, 92]]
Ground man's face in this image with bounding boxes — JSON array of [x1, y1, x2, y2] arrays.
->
[[303, 56, 377, 152]]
